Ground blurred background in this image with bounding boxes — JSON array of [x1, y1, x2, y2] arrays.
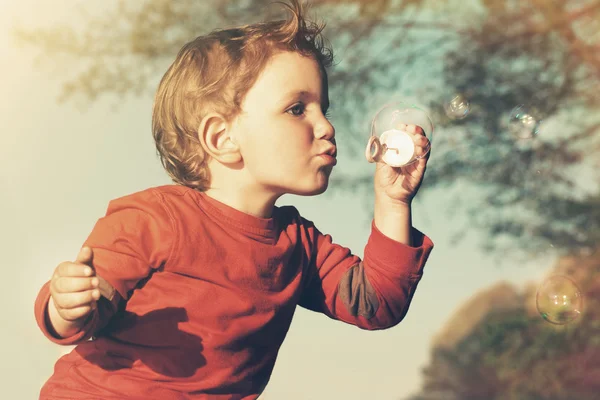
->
[[2, 0, 599, 399]]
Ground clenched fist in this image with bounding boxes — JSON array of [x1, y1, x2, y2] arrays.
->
[[48, 247, 100, 337]]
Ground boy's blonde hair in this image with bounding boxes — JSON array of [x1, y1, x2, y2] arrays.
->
[[152, 0, 334, 190]]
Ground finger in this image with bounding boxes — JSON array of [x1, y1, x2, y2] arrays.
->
[[413, 137, 429, 156], [75, 246, 94, 266], [56, 261, 94, 278], [58, 304, 96, 322], [417, 144, 431, 161], [419, 147, 431, 164], [409, 126, 425, 141], [53, 276, 99, 294], [53, 289, 101, 310], [413, 134, 429, 147], [406, 125, 416, 134]]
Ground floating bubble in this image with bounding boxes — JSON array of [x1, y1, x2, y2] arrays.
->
[[365, 101, 433, 167], [444, 94, 471, 120], [536, 275, 583, 325], [508, 105, 541, 139]]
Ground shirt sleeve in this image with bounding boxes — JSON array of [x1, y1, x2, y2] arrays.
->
[[298, 218, 434, 330], [33, 188, 176, 345]]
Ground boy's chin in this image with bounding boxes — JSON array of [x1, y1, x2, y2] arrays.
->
[[289, 181, 330, 197]]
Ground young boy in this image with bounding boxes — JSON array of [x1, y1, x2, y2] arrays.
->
[[34, 1, 434, 398]]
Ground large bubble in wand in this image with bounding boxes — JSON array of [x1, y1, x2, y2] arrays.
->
[[365, 101, 434, 167]]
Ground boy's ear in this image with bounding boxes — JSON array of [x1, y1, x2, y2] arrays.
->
[[198, 113, 242, 164]]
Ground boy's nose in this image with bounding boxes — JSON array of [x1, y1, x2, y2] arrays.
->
[[315, 118, 335, 141]]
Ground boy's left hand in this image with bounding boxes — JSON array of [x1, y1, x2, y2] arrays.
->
[[374, 124, 430, 206]]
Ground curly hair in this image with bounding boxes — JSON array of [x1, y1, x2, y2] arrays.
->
[[151, 0, 334, 190]]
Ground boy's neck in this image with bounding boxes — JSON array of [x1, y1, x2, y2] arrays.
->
[[202, 187, 279, 219]]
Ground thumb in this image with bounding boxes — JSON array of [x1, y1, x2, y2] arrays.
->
[[76, 246, 94, 266]]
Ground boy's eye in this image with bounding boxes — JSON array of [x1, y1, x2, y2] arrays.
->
[[288, 103, 306, 116]]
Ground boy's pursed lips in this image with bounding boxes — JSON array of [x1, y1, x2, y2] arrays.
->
[[317, 145, 337, 165], [318, 145, 337, 158]]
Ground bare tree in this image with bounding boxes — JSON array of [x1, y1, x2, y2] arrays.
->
[[16, 0, 600, 259]]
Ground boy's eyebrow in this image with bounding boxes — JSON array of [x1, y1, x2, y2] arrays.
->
[[281, 90, 329, 110]]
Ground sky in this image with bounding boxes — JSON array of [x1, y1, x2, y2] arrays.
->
[[0, 1, 562, 399]]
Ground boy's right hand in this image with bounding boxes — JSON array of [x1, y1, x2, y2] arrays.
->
[[50, 246, 101, 323]]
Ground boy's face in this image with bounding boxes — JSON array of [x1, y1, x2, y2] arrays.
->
[[232, 51, 336, 198]]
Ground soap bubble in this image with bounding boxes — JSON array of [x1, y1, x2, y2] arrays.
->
[[444, 94, 471, 120], [509, 105, 542, 139], [536, 275, 583, 325], [365, 101, 433, 167]]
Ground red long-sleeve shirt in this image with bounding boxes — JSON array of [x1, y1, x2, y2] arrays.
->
[[34, 185, 434, 399]]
